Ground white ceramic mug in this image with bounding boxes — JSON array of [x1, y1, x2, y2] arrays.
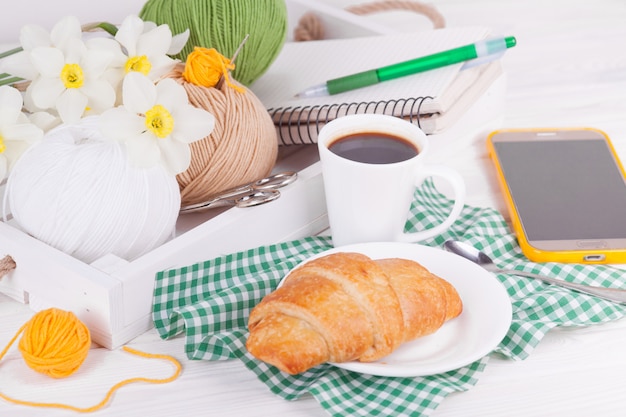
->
[[317, 114, 466, 247]]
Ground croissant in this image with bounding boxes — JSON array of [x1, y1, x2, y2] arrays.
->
[[246, 252, 463, 374]]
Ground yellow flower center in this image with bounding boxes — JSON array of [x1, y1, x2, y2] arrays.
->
[[61, 63, 84, 89], [0, 135, 5, 154], [145, 104, 174, 138], [125, 55, 152, 75]]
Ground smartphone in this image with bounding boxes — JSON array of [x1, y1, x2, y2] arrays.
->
[[486, 127, 626, 263]]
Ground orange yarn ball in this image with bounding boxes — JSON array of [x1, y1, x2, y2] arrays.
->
[[183, 47, 239, 90], [18, 308, 91, 378]]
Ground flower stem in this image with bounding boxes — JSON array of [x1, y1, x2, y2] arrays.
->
[[0, 47, 25, 85], [0, 47, 23, 60], [0, 73, 23, 86]]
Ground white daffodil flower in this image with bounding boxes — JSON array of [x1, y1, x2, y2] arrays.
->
[[1, 16, 83, 81], [0, 86, 43, 179], [25, 36, 116, 124], [113, 15, 184, 81], [99, 72, 215, 175]]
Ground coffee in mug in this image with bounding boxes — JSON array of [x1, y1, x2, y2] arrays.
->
[[317, 114, 466, 247], [328, 132, 419, 164]]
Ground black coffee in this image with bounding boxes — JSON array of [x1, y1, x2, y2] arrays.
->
[[328, 132, 419, 164]]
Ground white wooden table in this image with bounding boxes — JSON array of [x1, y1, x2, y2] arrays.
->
[[2, 0, 626, 416]]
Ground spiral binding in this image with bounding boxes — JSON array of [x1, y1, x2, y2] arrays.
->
[[269, 96, 435, 146]]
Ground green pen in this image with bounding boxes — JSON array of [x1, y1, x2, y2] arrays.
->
[[295, 36, 517, 98]]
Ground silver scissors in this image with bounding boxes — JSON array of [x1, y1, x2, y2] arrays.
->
[[179, 171, 298, 213]]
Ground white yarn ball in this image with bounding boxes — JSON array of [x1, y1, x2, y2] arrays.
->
[[5, 117, 181, 264]]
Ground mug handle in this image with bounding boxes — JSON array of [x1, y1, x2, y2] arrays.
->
[[396, 164, 466, 242]]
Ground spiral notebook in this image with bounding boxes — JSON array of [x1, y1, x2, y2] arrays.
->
[[250, 26, 501, 145]]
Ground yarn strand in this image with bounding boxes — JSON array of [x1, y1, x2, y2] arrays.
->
[[0, 310, 182, 413]]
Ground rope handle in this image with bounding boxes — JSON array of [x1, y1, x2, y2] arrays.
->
[[0, 255, 16, 279], [294, 0, 446, 42]]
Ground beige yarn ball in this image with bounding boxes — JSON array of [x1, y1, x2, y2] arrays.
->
[[167, 64, 278, 207]]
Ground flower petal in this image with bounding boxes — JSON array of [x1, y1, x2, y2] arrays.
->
[[142, 21, 157, 32], [29, 77, 65, 109], [155, 78, 188, 110], [86, 37, 125, 61], [81, 79, 116, 111], [122, 72, 156, 114], [3, 123, 43, 143], [22, 84, 48, 113], [19, 24, 51, 50], [99, 107, 145, 141], [171, 105, 215, 144], [0, 86, 25, 126], [168, 29, 190, 55], [56, 89, 88, 124], [115, 15, 144, 56], [146, 55, 177, 80], [27, 111, 60, 132], [137, 25, 172, 56], [30, 47, 64, 77], [0, 51, 38, 80], [63, 37, 87, 65], [158, 136, 191, 174], [50, 16, 82, 51], [81, 48, 114, 79], [4, 140, 33, 173], [124, 130, 161, 168]]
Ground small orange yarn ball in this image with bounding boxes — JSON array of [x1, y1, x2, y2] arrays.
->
[[183, 47, 238, 90], [18, 308, 91, 378]]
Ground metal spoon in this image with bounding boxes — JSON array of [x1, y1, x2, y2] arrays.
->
[[443, 239, 626, 304]]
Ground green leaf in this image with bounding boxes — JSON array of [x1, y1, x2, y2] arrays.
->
[[0, 47, 23, 60], [95, 22, 119, 36]]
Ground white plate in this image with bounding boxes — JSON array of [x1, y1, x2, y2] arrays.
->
[[284, 242, 512, 377]]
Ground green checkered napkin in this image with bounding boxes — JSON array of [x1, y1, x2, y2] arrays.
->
[[153, 179, 626, 416]]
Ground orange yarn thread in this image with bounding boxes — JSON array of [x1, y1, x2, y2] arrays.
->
[[0, 308, 182, 412], [182, 46, 244, 92]]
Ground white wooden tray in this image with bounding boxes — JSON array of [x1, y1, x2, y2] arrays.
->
[[0, 0, 392, 349]]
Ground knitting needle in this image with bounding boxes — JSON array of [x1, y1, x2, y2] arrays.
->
[[215, 34, 249, 89]]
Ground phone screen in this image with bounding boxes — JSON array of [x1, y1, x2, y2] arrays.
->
[[491, 137, 626, 242]]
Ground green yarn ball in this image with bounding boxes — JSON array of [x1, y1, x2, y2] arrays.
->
[[139, 0, 288, 86]]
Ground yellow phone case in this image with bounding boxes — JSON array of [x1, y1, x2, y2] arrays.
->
[[486, 127, 626, 264]]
